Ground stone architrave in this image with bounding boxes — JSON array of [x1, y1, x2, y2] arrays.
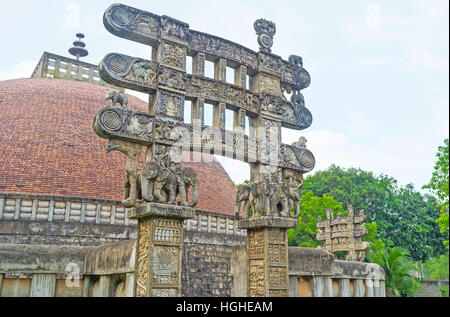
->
[[94, 3, 316, 297]]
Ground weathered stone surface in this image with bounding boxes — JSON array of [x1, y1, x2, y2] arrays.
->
[[0, 219, 136, 246], [414, 280, 449, 297], [30, 274, 56, 297], [333, 260, 385, 280], [0, 243, 89, 274], [84, 240, 136, 275], [288, 247, 334, 276], [128, 203, 196, 220], [181, 242, 233, 297], [237, 216, 298, 230]]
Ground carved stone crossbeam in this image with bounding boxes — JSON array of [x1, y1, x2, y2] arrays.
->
[[101, 3, 312, 130], [93, 107, 315, 174], [100, 54, 312, 130], [316, 206, 370, 262]]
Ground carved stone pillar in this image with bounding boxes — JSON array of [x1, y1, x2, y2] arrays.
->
[[238, 217, 297, 297], [215, 58, 227, 82], [213, 102, 226, 129], [192, 52, 205, 76], [233, 109, 246, 133], [234, 65, 247, 88], [128, 203, 195, 297], [192, 97, 205, 125]]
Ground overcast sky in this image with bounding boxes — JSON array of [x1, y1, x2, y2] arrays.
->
[[1, 0, 448, 191]]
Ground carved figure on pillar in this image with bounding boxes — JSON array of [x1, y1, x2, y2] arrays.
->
[[106, 139, 142, 207]]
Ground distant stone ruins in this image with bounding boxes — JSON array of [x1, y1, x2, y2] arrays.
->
[[316, 205, 370, 262]]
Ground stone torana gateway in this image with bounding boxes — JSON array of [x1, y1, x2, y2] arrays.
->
[[0, 3, 388, 299], [94, 3, 314, 297]]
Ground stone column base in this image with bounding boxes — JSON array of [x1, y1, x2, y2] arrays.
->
[[238, 216, 298, 297], [128, 203, 195, 297]]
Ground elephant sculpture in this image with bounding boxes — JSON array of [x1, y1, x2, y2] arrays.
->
[[267, 183, 290, 217], [234, 180, 302, 219], [140, 161, 199, 207], [177, 167, 199, 208], [132, 61, 156, 84], [235, 185, 251, 219], [105, 90, 128, 108], [140, 161, 177, 204], [250, 181, 270, 217], [106, 139, 142, 208]]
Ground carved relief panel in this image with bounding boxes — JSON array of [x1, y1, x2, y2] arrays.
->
[[157, 66, 187, 91], [248, 229, 265, 258], [135, 218, 152, 297], [155, 90, 185, 120], [150, 245, 179, 285], [159, 41, 186, 70], [249, 259, 266, 297]]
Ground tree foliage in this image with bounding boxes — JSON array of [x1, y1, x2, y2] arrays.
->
[[362, 221, 385, 263], [301, 165, 447, 261], [372, 247, 421, 297], [423, 138, 449, 246], [423, 253, 449, 280], [287, 191, 346, 248]]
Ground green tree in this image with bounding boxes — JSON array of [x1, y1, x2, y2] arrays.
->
[[423, 254, 449, 280], [362, 222, 386, 263], [423, 138, 449, 246], [391, 184, 447, 260], [302, 165, 446, 260], [288, 191, 346, 248], [372, 247, 421, 297]]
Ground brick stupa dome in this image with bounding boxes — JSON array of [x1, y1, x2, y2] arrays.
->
[[0, 78, 236, 215]]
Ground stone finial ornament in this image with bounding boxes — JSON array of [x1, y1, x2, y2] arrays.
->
[[254, 18, 276, 53]]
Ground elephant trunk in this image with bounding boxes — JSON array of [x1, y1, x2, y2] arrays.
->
[[235, 202, 241, 218], [291, 200, 300, 218], [188, 182, 198, 208]]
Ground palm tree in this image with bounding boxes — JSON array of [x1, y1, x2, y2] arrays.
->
[[373, 247, 421, 296]]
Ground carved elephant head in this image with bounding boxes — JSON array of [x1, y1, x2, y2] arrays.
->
[[178, 167, 198, 208], [140, 161, 161, 203], [235, 185, 251, 219], [266, 183, 290, 217], [250, 181, 269, 217], [105, 89, 116, 101]]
